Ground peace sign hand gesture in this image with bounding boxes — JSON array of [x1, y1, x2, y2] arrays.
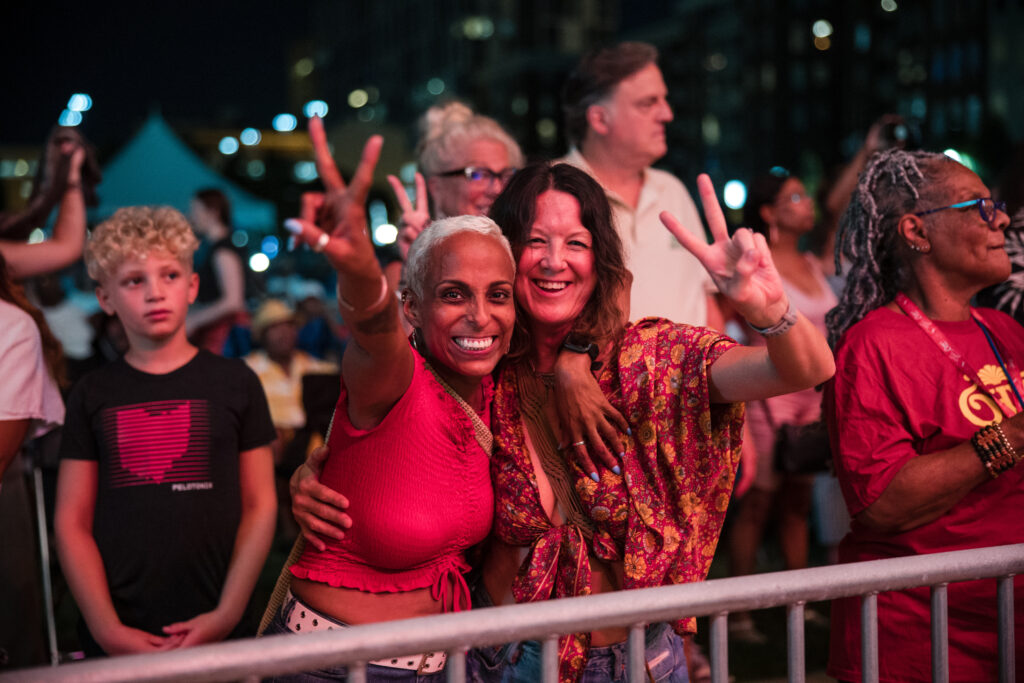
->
[[285, 117, 383, 280], [660, 174, 788, 328], [386, 171, 430, 261]]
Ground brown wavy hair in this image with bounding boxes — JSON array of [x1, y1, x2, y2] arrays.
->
[[0, 254, 67, 389], [488, 162, 628, 358]]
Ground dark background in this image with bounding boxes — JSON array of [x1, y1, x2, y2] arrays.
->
[[3, 0, 1023, 242]]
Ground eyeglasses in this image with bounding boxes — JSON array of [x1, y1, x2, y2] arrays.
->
[[914, 197, 1007, 224], [437, 166, 517, 186], [779, 192, 810, 205]]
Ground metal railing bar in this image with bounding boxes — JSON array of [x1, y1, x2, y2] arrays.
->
[[997, 574, 1015, 683], [541, 635, 557, 682], [861, 592, 877, 683], [446, 648, 466, 683], [628, 623, 645, 682], [710, 611, 727, 683], [348, 661, 366, 683], [3, 544, 1020, 683], [930, 583, 948, 683], [786, 601, 805, 683]]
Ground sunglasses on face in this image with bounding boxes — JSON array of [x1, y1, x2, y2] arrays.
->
[[914, 197, 1007, 224], [437, 166, 517, 186]]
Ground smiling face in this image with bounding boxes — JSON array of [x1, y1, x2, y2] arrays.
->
[[918, 164, 1011, 290], [430, 137, 514, 218], [593, 62, 673, 166], [404, 231, 515, 390], [96, 250, 198, 348], [514, 190, 597, 338]]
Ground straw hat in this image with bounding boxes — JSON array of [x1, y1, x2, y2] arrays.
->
[[251, 299, 296, 339]]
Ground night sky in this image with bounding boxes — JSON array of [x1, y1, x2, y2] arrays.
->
[[2, 2, 306, 148]]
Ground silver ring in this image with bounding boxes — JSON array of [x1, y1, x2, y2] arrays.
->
[[572, 440, 586, 447], [313, 233, 330, 253]]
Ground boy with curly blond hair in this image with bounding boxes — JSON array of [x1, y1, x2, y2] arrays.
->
[[55, 206, 276, 656]]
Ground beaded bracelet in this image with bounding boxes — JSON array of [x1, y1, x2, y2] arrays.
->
[[970, 423, 1020, 478]]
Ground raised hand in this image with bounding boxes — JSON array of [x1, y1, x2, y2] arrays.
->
[[660, 174, 788, 328], [284, 117, 383, 278], [386, 171, 430, 261]]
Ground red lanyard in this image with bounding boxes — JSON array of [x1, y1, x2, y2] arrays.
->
[[894, 293, 1024, 416]]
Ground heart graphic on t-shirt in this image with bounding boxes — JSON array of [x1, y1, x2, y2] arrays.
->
[[116, 402, 192, 483]]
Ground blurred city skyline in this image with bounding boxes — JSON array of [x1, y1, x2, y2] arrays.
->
[[4, 0, 1023, 232]]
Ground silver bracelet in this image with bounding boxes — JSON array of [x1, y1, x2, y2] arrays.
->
[[337, 273, 390, 314], [747, 299, 798, 337]]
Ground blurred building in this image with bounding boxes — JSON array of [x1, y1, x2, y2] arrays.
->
[[272, 0, 1017, 214]]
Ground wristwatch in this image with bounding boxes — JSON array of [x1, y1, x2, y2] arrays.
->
[[747, 299, 798, 337], [563, 334, 603, 371]]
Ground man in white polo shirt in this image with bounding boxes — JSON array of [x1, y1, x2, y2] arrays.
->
[[560, 42, 721, 327]]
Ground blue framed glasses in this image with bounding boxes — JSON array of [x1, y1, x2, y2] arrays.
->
[[914, 197, 1007, 224], [438, 166, 517, 185]]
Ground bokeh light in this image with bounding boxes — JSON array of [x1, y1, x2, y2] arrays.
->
[[273, 114, 298, 132], [249, 253, 270, 273], [348, 89, 369, 108], [58, 110, 82, 127], [218, 137, 240, 155], [261, 235, 280, 258], [293, 161, 318, 182], [67, 93, 93, 112], [724, 180, 748, 210], [812, 20, 833, 38], [374, 224, 398, 245], [427, 78, 445, 95], [240, 128, 262, 146], [304, 100, 329, 118]]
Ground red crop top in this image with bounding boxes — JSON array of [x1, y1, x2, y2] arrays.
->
[[290, 350, 493, 611]]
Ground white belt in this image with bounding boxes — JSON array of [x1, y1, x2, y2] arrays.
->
[[283, 590, 448, 673]]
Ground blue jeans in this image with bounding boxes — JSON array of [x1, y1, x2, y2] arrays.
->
[[262, 593, 447, 683]]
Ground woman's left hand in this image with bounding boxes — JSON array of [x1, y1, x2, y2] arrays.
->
[[660, 174, 788, 328]]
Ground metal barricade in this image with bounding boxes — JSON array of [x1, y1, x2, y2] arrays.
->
[[2, 543, 1020, 683]]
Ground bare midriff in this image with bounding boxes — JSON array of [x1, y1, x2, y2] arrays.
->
[[290, 576, 443, 625]]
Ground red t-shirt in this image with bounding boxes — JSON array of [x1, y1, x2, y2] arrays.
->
[[826, 306, 1024, 682]]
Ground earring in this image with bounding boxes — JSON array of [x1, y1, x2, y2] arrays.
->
[[909, 242, 930, 253]]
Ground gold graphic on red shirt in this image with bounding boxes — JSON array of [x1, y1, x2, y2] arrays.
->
[[958, 365, 1023, 427]]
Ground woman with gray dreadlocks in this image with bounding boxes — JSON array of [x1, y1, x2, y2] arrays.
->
[[824, 148, 1024, 682]]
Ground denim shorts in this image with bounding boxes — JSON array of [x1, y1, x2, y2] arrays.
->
[[261, 593, 447, 683]]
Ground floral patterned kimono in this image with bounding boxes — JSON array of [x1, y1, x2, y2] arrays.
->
[[491, 318, 745, 682]]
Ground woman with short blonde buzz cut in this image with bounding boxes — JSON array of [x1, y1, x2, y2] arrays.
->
[[825, 148, 1024, 682], [388, 102, 523, 259], [264, 119, 517, 683]]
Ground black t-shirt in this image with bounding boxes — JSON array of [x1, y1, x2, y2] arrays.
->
[[60, 350, 275, 641]]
